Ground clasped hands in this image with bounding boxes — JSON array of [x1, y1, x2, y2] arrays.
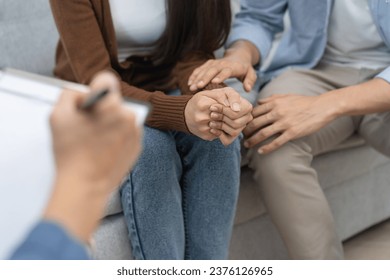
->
[[185, 87, 253, 146]]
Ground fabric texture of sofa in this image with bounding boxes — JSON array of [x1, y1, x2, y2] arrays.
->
[[2, 0, 390, 260]]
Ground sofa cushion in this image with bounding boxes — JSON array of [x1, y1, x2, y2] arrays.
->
[[234, 143, 390, 226], [0, 0, 58, 76], [105, 190, 123, 217]]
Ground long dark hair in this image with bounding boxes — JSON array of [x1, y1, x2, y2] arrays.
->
[[152, 0, 231, 65]]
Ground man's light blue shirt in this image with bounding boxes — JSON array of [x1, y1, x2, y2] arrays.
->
[[227, 0, 390, 85]]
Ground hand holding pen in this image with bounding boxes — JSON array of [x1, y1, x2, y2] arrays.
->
[[47, 71, 142, 242], [79, 88, 110, 110]]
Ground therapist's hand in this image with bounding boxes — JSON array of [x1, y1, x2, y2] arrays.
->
[[44, 72, 142, 242]]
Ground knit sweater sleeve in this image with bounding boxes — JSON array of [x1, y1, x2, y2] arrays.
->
[[49, 0, 192, 132], [173, 52, 227, 96]]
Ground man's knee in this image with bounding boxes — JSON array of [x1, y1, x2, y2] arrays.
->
[[359, 112, 390, 157], [248, 138, 313, 180]]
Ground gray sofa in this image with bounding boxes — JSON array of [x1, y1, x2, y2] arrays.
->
[[2, 0, 390, 260]]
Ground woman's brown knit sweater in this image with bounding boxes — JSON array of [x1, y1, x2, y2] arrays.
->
[[49, 0, 224, 132]]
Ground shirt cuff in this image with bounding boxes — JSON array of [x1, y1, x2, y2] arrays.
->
[[226, 23, 273, 66], [376, 66, 390, 84], [10, 221, 89, 260]]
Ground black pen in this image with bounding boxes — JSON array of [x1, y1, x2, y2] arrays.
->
[[79, 88, 110, 110]]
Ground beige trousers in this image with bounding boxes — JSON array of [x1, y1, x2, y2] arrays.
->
[[247, 63, 390, 259]]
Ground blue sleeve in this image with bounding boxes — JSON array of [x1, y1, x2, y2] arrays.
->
[[10, 221, 89, 260], [227, 0, 287, 62], [376, 66, 390, 84]]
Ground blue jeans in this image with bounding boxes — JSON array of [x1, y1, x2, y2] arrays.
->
[[120, 126, 241, 259]]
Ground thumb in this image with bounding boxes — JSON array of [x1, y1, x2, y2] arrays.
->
[[202, 89, 230, 107], [243, 68, 257, 93], [86, 71, 122, 111], [202, 88, 241, 112], [224, 87, 241, 112], [88, 71, 121, 103], [89, 71, 121, 95]]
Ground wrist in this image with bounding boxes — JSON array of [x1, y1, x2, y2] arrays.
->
[[184, 97, 196, 135], [225, 40, 260, 66], [318, 91, 345, 121], [55, 166, 112, 195], [44, 176, 108, 242], [326, 86, 362, 118], [224, 48, 252, 65]]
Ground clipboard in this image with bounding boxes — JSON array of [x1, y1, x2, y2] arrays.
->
[[0, 68, 151, 126]]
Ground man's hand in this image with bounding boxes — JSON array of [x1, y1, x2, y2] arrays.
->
[[243, 93, 338, 154], [243, 78, 390, 154], [188, 41, 260, 92]]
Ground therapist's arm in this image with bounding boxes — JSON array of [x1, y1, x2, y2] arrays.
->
[[10, 221, 89, 260], [45, 72, 141, 243], [11, 72, 142, 259]]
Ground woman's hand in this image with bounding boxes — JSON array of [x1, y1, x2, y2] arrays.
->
[[243, 93, 338, 154], [185, 87, 252, 146], [208, 99, 253, 139], [188, 41, 260, 92]]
